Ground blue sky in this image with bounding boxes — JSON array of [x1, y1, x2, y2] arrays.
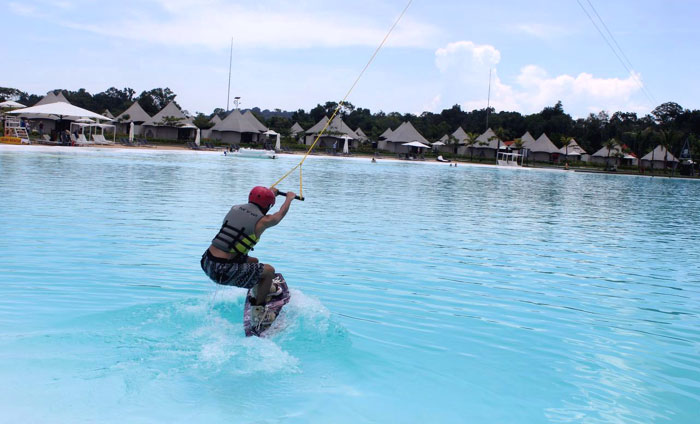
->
[[3, 0, 699, 118]]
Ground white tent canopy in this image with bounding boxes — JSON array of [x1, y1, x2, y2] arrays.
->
[[519, 131, 537, 149], [264, 129, 281, 151], [212, 109, 262, 133], [116, 102, 151, 123], [243, 110, 268, 132], [387, 122, 430, 145], [592, 143, 625, 157], [558, 138, 587, 156], [290, 122, 304, 137], [528, 133, 559, 153], [402, 141, 430, 148], [67, 121, 116, 144], [9, 102, 112, 122], [0, 100, 26, 109], [35, 91, 70, 106], [641, 145, 678, 162], [475, 128, 501, 149]]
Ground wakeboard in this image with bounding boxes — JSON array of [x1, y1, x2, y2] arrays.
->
[[243, 273, 291, 337]]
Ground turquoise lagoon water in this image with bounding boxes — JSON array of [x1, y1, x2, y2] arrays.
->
[[0, 145, 699, 423]]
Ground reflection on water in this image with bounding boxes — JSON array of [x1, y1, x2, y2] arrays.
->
[[1, 146, 699, 423]]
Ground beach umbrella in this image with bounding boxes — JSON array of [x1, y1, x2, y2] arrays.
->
[[342, 135, 350, 154], [402, 141, 430, 149], [275, 133, 281, 152], [431, 140, 446, 152], [194, 128, 201, 147], [128, 122, 135, 143], [75, 118, 94, 123], [8, 102, 112, 121], [0, 100, 26, 109]]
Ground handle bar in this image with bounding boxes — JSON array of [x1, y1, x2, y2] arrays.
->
[[276, 191, 305, 201]]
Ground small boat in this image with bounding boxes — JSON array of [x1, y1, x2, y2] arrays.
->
[[228, 148, 276, 159], [497, 151, 523, 167]]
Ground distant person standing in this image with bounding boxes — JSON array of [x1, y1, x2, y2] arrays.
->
[[61, 130, 70, 145], [38, 122, 44, 136]]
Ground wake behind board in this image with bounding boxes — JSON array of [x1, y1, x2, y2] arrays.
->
[[243, 273, 291, 337]]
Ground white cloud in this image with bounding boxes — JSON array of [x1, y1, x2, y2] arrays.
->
[[433, 40, 650, 117], [58, 0, 440, 50], [422, 95, 442, 113], [47, 0, 75, 9], [8, 2, 37, 16], [435, 41, 500, 74], [514, 23, 571, 40], [514, 65, 642, 111]]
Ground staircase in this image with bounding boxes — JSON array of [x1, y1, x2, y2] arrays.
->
[[13, 127, 29, 140], [4, 116, 30, 143]]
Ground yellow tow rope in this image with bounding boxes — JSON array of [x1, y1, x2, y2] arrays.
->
[[271, 0, 414, 199]]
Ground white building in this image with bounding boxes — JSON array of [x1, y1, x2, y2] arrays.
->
[[557, 138, 589, 162], [115, 102, 152, 135], [378, 121, 430, 154], [462, 128, 501, 158], [591, 143, 638, 166], [525, 133, 559, 162], [210, 109, 266, 145], [304, 116, 356, 150], [641, 145, 678, 169], [290, 122, 304, 139], [141, 101, 196, 140]]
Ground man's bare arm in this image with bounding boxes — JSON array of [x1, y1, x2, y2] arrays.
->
[[255, 191, 295, 237]]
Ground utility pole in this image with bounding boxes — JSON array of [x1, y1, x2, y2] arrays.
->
[[226, 37, 233, 111]]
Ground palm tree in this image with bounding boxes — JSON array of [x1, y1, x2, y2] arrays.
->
[[465, 132, 479, 162], [493, 127, 507, 158], [560, 136, 572, 166], [658, 129, 678, 173], [604, 138, 617, 170], [447, 134, 459, 158], [510, 137, 524, 166], [625, 127, 653, 174]]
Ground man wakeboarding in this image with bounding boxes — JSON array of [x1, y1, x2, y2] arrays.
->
[[201, 186, 296, 327]]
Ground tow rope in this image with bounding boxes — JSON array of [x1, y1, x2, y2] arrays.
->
[[271, 0, 414, 200]]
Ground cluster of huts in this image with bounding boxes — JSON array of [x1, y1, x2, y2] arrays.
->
[[10, 91, 680, 168], [289, 115, 679, 169], [117, 100, 274, 144], [429, 126, 679, 168]]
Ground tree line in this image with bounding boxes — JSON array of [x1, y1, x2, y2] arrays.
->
[[2, 86, 699, 159], [0, 87, 180, 118]]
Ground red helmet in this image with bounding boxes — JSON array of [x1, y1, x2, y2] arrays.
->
[[249, 186, 275, 210]]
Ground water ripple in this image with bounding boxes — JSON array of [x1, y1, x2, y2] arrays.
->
[[1, 147, 699, 422]]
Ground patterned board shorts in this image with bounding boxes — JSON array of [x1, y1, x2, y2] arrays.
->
[[201, 250, 265, 289]]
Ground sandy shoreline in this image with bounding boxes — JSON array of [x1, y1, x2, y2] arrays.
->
[[0, 142, 512, 170], [0, 142, 448, 165], [3, 143, 697, 180]]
